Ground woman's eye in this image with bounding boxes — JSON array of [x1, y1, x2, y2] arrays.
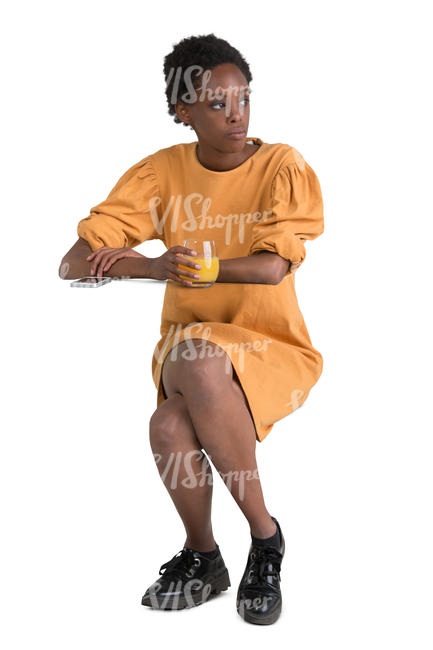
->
[[210, 97, 250, 110]]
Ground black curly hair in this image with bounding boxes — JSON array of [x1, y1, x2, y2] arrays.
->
[[163, 33, 253, 128]]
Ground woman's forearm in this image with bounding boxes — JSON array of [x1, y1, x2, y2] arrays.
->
[[60, 255, 157, 280], [216, 252, 289, 284], [58, 238, 157, 280]]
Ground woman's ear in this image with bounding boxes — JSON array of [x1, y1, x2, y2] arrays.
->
[[175, 100, 192, 127]]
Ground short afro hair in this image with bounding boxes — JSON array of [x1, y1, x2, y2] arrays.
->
[[163, 33, 253, 128]]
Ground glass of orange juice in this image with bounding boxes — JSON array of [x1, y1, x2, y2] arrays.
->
[[178, 239, 219, 288]]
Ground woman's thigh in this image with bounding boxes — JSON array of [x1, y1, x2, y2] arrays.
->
[[161, 339, 256, 430]]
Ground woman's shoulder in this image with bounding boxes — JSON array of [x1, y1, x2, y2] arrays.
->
[[147, 141, 193, 164], [262, 141, 308, 173], [136, 141, 194, 179], [109, 142, 190, 189]]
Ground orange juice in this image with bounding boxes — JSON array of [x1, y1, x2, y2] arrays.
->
[[178, 255, 219, 287]]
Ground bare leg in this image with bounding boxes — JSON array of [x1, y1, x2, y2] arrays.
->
[[149, 392, 217, 552], [161, 339, 277, 539]]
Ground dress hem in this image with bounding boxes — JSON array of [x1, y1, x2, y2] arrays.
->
[[151, 330, 322, 443]]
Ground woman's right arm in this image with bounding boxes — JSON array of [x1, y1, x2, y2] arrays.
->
[[58, 238, 200, 285], [58, 237, 157, 280]]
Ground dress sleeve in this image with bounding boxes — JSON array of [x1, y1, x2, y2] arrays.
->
[[249, 151, 324, 276], [76, 157, 165, 251]]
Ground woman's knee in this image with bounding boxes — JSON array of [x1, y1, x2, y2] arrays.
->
[[149, 393, 204, 451], [149, 394, 191, 450]]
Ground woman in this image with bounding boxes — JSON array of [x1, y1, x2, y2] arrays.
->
[[59, 33, 325, 625]]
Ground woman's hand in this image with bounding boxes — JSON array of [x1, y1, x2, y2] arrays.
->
[[151, 246, 201, 286], [87, 246, 145, 277]]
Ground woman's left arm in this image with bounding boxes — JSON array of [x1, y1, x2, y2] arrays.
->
[[216, 251, 290, 284]]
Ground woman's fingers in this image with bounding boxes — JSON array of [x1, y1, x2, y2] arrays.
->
[[167, 271, 193, 286], [172, 245, 198, 258], [171, 256, 201, 279], [102, 252, 127, 272], [93, 252, 113, 277], [173, 251, 202, 279], [87, 246, 108, 263], [170, 260, 200, 280], [174, 252, 202, 271], [88, 247, 132, 276], [89, 253, 104, 276], [95, 255, 110, 277], [87, 247, 107, 275]]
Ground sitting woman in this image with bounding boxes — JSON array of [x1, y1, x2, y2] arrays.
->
[[59, 32, 325, 626]]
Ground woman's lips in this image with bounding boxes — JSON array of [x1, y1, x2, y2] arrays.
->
[[226, 130, 246, 140]]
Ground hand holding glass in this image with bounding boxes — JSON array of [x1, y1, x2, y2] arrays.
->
[[177, 240, 219, 288]]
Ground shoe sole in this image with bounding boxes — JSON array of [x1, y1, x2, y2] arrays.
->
[[141, 568, 231, 610]]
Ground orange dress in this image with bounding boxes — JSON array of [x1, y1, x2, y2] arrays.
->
[[77, 137, 325, 442]]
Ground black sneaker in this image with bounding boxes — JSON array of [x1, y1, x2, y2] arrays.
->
[[141, 544, 231, 610], [236, 516, 285, 625]]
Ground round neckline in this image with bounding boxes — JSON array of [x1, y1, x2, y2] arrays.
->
[[192, 137, 265, 174]]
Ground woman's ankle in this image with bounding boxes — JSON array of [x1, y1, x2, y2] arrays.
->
[[184, 538, 217, 553], [249, 514, 277, 539]]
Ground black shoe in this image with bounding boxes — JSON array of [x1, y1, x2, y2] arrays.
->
[[236, 516, 285, 625], [141, 544, 231, 610]]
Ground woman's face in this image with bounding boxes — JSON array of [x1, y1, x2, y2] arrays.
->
[[175, 63, 251, 152]]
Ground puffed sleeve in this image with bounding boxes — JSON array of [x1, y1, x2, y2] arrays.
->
[[249, 151, 324, 275], [76, 157, 165, 252]]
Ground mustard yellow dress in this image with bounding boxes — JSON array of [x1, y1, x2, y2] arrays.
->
[[77, 137, 325, 442]]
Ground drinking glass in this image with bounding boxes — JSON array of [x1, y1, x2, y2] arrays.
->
[[177, 239, 219, 288]]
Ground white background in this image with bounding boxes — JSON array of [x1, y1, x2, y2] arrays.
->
[[1, 0, 432, 647]]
